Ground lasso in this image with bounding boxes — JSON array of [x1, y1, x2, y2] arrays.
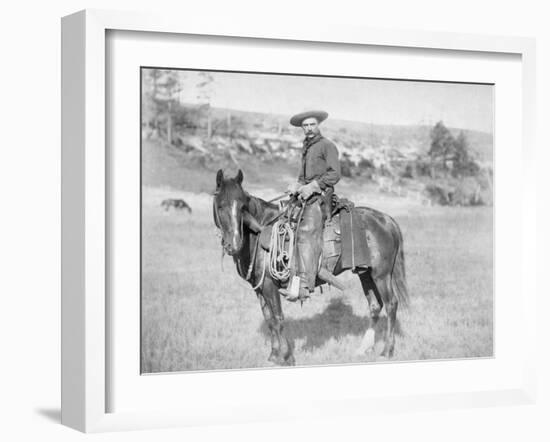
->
[[268, 219, 296, 281], [247, 200, 304, 290]]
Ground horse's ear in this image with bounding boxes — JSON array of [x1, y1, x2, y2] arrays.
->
[[216, 169, 224, 189], [236, 169, 243, 185]]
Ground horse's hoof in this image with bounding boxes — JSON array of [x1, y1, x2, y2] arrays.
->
[[355, 347, 376, 357], [268, 352, 295, 366], [284, 355, 296, 366], [356, 329, 375, 356], [354, 346, 372, 357], [380, 346, 394, 359]]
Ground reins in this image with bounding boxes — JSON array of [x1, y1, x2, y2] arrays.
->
[[266, 193, 289, 204]]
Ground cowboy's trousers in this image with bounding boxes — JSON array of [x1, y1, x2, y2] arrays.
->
[[296, 200, 324, 291]]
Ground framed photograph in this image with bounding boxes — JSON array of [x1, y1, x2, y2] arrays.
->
[[61, 9, 537, 433]]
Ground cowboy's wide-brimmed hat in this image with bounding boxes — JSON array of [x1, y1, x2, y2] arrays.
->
[[289, 110, 329, 127]]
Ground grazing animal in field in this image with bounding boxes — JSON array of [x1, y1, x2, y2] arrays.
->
[[161, 198, 192, 213], [213, 169, 409, 366]]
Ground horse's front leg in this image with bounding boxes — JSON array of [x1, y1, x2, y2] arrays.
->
[[258, 293, 280, 363], [258, 279, 294, 366]]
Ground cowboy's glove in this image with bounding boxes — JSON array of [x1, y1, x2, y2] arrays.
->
[[298, 181, 321, 200], [286, 182, 302, 195]]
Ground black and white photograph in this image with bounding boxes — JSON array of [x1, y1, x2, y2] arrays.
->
[[4, 0, 548, 438], [140, 68, 494, 373]]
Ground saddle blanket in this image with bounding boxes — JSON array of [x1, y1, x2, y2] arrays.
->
[[323, 210, 371, 272], [339, 209, 371, 270]]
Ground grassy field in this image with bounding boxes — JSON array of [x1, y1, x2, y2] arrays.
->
[[141, 186, 493, 373]]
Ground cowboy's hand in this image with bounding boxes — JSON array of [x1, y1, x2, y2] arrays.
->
[[298, 181, 321, 200], [286, 182, 301, 195]]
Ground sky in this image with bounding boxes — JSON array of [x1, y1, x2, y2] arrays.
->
[[174, 70, 494, 134]]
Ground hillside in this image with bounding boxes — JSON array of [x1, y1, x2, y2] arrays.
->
[[210, 107, 494, 163], [142, 105, 494, 205], [142, 138, 297, 194]]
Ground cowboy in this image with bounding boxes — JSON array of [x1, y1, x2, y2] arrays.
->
[[279, 110, 341, 301]]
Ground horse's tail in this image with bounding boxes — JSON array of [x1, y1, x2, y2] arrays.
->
[[390, 219, 410, 308]]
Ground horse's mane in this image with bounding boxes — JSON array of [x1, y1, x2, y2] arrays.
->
[[215, 175, 280, 226], [245, 192, 279, 224]]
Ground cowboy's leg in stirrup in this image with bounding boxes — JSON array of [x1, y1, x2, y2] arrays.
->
[[279, 200, 323, 301]]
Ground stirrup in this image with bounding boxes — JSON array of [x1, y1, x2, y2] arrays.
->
[[279, 286, 310, 302], [278, 275, 310, 302]]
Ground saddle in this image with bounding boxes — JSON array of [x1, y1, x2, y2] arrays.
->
[[257, 194, 371, 275]]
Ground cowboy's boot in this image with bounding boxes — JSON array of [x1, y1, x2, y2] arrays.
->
[[278, 276, 311, 302]]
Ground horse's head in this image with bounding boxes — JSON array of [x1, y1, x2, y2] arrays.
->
[[213, 169, 247, 256]]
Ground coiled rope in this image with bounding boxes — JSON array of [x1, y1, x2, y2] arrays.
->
[[245, 218, 296, 291], [268, 220, 296, 281], [217, 198, 304, 292], [246, 200, 304, 291]]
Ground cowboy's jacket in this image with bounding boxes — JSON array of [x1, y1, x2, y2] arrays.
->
[[298, 132, 341, 191]]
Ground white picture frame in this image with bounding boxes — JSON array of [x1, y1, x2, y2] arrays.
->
[[61, 9, 537, 433]]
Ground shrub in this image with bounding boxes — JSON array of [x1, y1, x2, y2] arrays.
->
[[424, 176, 492, 206]]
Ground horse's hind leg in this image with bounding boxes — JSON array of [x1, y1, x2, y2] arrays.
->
[[378, 276, 398, 358], [355, 270, 383, 355]]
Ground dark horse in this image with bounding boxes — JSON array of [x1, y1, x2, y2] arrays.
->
[[213, 169, 409, 366]]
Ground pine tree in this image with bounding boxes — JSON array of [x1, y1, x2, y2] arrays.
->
[[453, 131, 469, 175], [141, 69, 181, 144], [429, 121, 455, 167], [196, 72, 214, 138]]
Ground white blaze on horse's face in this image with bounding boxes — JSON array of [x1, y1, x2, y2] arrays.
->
[[219, 198, 243, 256], [228, 200, 243, 255]]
